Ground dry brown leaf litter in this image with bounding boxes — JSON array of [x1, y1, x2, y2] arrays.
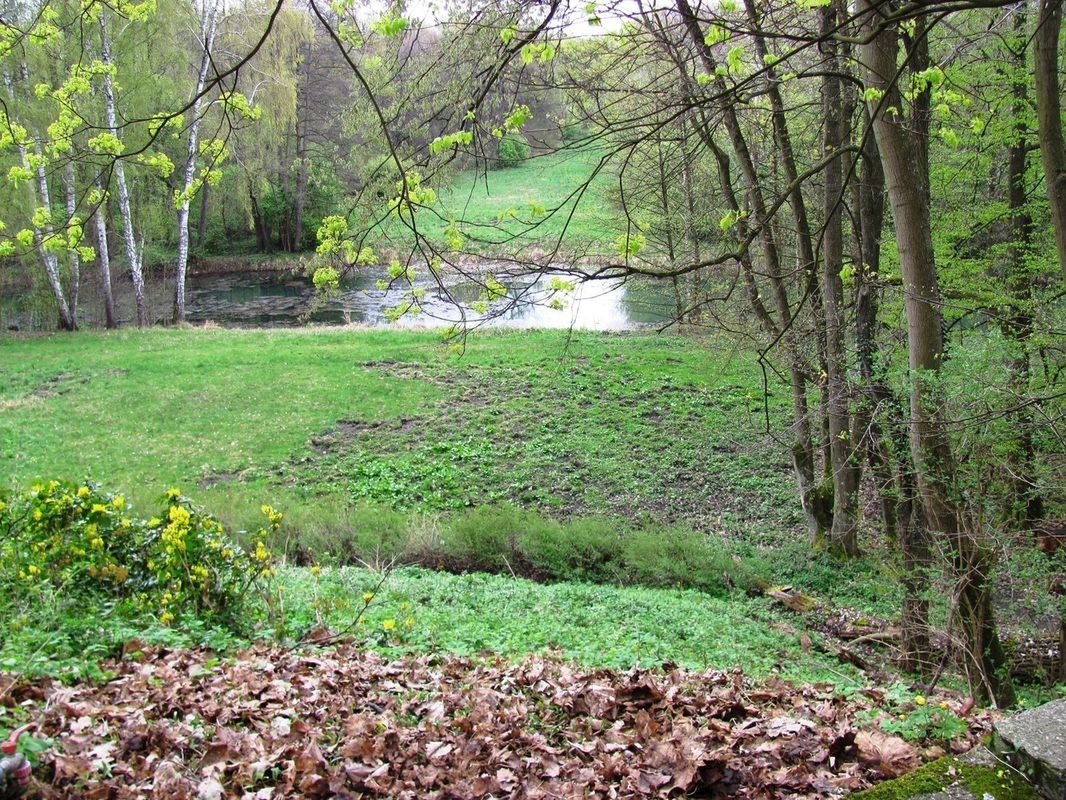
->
[[5, 644, 994, 799]]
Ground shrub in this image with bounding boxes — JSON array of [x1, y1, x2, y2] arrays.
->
[[519, 517, 622, 583], [439, 505, 528, 571], [0, 481, 277, 631], [622, 525, 736, 595], [496, 133, 531, 168]]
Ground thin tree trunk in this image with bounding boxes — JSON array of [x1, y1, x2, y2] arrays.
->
[[858, 0, 1013, 704], [1035, 0, 1066, 283], [93, 179, 117, 329], [197, 179, 209, 250], [32, 138, 75, 331], [2, 68, 75, 330], [63, 162, 80, 325], [820, 0, 859, 558], [1005, 10, 1043, 528], [676, 0, 827, 541], [174, 5, 220, 323], [100, 11, 148, 327], [294, 115, 307, 250]]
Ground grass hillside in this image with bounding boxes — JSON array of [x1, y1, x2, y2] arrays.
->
[[377, 148, 621, 255]]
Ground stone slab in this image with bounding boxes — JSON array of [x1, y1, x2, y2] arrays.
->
[[992, 700, 1066, 800]]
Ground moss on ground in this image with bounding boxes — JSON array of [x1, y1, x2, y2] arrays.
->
[[852, 755, 1039, 800]]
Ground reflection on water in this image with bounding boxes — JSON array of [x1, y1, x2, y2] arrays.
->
[[0, 264, 679, 330], [182, 267, 676, 329]]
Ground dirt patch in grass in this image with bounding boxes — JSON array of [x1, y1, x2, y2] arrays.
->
[[285, 358, 801, 530]]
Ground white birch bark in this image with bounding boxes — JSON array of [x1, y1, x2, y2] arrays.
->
[[99, 11, 149, 327], [174, 3, 220, 323], [63, 161, 80, 323], [32, 138, 75, 330], [2, 68, 75, 330], [93, 178, 117, 328]]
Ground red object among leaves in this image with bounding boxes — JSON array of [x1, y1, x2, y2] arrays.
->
[[3, 645, 993, 798]]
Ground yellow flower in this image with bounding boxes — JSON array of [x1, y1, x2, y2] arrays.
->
[[112, 496, 125, 510], [168, 505, 191, 525], [221, 548, 234, 560], [382, 619, 396, 632], [147, 517, 161, 528], [362, 592, 374, 603], [405, 616, 414, 628], [914, 695, 926, 707], [76, 486, 91, 498], [938, 701, 949, 710], [253, 541, 270, 562], [159, 611, 174, 624], [0, 500, 6, 513], [91, 503, 107, 515], [90, 537, 104, 550], [310, 565, 321, 576], [27, 564, 40, 576], [166, 487, 181, 500]]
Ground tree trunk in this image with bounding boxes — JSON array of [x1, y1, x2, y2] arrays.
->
[[858, 0, 1013, 705], [174, 5, 220, 323], [294, 115, 307, 250], [1005, 10, 1043, 528], [1035, 0, 1066, 283], [93, 179, 117, 329], [32, 139, 75, 331], [197, 178, 209, 251], [676, 0, 827, 542], [100, 11, 148, 327], [819, 0, 860, 558], [63, 162, 80, 325], [2, 68, 75, 330]]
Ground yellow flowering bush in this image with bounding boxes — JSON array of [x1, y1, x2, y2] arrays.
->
[[0, 481, 278, 631]]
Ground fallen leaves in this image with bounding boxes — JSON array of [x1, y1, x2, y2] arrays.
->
[[4, 644, 992, 799]]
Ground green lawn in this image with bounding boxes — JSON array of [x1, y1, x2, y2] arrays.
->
[[0, 327, 798, 534], [376, 148, 622, 255]]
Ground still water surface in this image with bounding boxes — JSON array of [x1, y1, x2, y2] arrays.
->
[[180, 267, 674, 329]]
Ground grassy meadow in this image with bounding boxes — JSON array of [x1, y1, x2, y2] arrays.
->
[[376, 148, 621, 255], [0, 326, 909, 682]]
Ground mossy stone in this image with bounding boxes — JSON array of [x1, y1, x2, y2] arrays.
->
[[851, 754, 1041, 800]]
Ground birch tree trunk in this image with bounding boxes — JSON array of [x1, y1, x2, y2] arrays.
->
[[93, 179, 117, 329], [100, 11, 149, 327], [2, 69, 75, 330], [1035, 0, 1066, 283], [174, 4, 220, 323], [63, 162, 80, 324], [32, 138, 76, 331]]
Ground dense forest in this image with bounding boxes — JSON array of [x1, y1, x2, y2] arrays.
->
[[0, 0, 1064, 795]]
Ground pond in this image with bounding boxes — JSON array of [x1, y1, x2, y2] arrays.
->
[[189, 267, 678, 328], [3, 264, 680, 330]]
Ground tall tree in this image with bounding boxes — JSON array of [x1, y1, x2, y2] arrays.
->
[[857, 0, 1013, 705], [1034, 0, 1066, 282]]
